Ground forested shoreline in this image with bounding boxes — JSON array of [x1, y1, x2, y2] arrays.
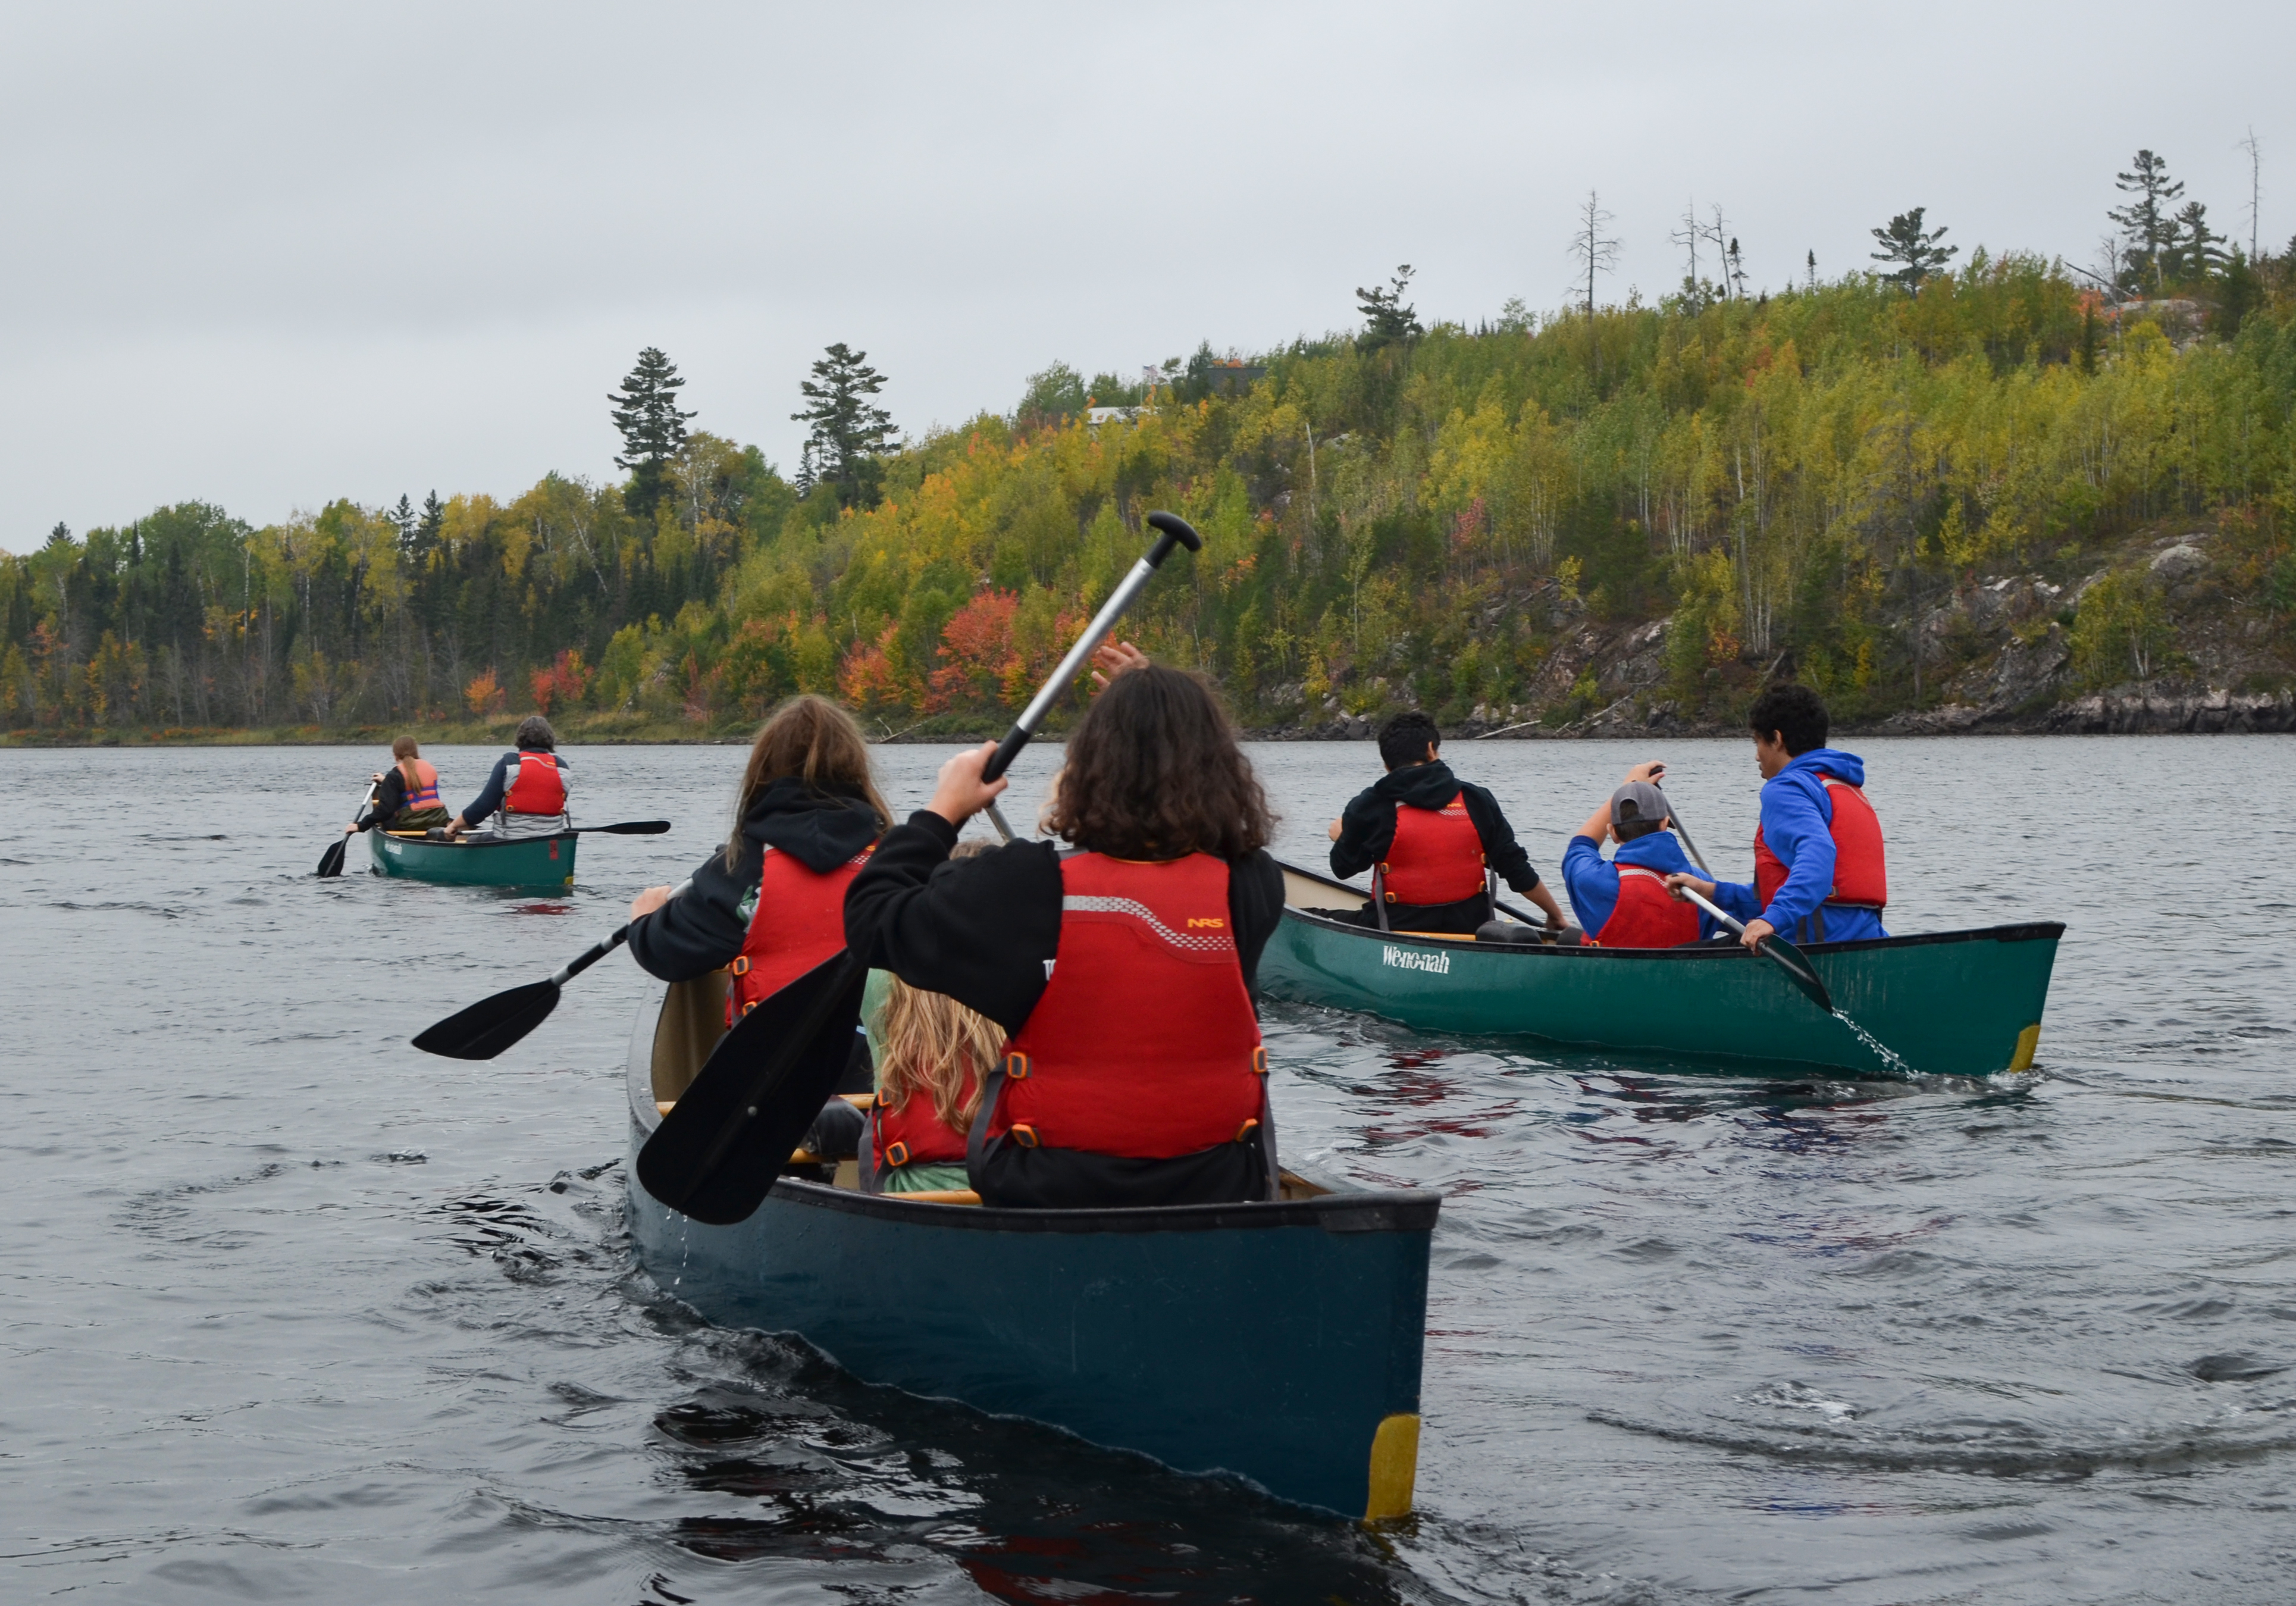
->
[[10, 206, 2296, 745]]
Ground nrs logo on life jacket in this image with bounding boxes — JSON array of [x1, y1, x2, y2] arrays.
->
[[989, 851, 1267, 1160], [504, 751, 568, 816], [1753, 774, 1887, 910], [725, 844, 875, 1024], [399, 758, 442, 812], [1592, 863, 1698, 948], [1381, 791, 1486, 905]]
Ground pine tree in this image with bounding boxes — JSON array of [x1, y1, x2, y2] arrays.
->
[[1355, 265, 1423, 349], [390, 494, 417, 553], [2109, 150, 2185, 292], [1869, 208, 1957, 293], [2163, 200, 2223, 284], [609, 347, 696, 521], [791, 343, 897, 509], [414, 491, 444, 560]]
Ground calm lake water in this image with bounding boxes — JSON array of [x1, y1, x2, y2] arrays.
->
[[2, 737, 2291, 1604]]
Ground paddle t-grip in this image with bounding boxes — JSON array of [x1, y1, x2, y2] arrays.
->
[[980, 511, 1201, 785]]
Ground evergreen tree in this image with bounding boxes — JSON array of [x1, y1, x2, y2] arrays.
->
[[414, 491, 444, 560], [1869, 207, 1957, 293], [1355, 265, 1422, 349], [2163, 200, 2224, 284], [2109, 150, 2185, 291], [609, 347, 696, 521], [791, 343, 897, 509], [389, 493, 417, 553]]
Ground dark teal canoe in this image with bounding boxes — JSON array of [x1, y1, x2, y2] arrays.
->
[[625, 972, 1436, 1521], [368, 829, 577, 889], [1263, 862, 2063, 1079]]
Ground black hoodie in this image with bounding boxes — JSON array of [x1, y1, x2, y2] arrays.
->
[[629, 777, 885, 982], [1328, 758, 1540, 893]]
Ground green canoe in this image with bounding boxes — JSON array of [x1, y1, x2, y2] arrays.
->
[[1261, 863, 2062, 1079], [367, 829, 578, 890]]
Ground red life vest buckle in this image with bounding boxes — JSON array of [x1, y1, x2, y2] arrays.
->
[[1003, 1051, 1030, 1080], [741, 1000, 758, 1016], [884, 1140, 911, 1167], [729, 956, 751, 976], [1234, 1117, 1260, 1143], [1250, 1045, 1268, 1075], [1009, 1123, 1040, 1148]]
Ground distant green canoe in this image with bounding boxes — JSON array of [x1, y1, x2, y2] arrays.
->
[[1263, 863, 2063, 1079], [368, 829, 577, 890]]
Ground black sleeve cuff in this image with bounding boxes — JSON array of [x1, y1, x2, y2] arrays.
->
[[905, 810, 960, 848]]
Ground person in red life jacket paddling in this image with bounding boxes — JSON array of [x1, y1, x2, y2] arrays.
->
[[627, 699, 891, 1095], [1325, 711, 1563, 935], [1559, 765, 1722, 946], [443, 715, 572, 840], [844, 663, 1285, 1210], [1664, 684, 1888, 948], [346, 736, 452, 835]]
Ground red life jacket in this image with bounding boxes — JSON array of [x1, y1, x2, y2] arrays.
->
[[1595, 864, 1699, 948], [397, 758, 441, 812], [870, 1068, 979, 1175], [1753, 774, 1888, 911], [991, 851, 1267, 1160], [504, 751, 568, 816], [1382, 790, 1486, 906], [725, 843, 875, 1024]]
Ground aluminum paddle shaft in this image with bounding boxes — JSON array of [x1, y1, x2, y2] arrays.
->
[[1673, 881, 1833, 1014], [981, 512, 1201, 787]]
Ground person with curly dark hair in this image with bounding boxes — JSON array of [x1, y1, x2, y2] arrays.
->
[[843, 659, 1284, 1209]]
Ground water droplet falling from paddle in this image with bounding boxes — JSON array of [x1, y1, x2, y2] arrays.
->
[[1832, 1009, 1918, 1078]]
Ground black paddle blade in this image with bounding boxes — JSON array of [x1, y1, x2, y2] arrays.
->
[[412, 979, 561, 1060], [638, 950, 867, 1226], [316, 836, 348, 878], [1755, 934, 1834, 1014], [590, 819, 671, 835]]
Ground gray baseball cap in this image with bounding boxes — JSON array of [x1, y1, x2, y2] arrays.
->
[[1609, 780, 1671, 829]]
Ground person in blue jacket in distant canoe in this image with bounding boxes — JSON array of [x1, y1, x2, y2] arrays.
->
[[1560, 763, 1721, 946], [1667, 684, 1890, 948]]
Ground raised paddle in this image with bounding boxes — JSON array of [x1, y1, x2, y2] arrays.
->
[[412, 879, 692, 1059], [317, 782, 378, 878], [1672, 881, 1834, 1014], [638, 511, 1205, 1223], [980, 509, 1203, 841], [566, 820, 671, 835]]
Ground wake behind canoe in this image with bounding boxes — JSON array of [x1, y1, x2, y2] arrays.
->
[[1262, 862, 2062, 1079]]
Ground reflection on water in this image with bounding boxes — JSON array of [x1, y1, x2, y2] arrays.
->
[[4, 737, 2294, 1603]]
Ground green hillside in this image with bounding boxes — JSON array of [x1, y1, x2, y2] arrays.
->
[[9, 237, 2296, 743]]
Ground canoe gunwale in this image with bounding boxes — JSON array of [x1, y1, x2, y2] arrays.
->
[[1278, 857, 2063, 959], [376, 829, 579, 851]]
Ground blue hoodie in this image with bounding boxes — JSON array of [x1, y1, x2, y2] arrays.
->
[[1706, 747, 1888, 944], [1561, 828, 1721, 941]]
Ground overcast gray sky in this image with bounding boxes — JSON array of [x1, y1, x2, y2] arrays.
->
[[2, 1, 2287, 550]]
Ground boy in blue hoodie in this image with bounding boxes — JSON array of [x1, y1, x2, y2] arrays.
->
[[1560, 764, 1720, 946], [1667, 684, 1888, 948]]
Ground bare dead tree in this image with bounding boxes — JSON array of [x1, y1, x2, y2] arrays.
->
[[1570, 190, 1622, 321]]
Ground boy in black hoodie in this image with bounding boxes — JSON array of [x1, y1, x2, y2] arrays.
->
[[1327, 711, 1562, 935]]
